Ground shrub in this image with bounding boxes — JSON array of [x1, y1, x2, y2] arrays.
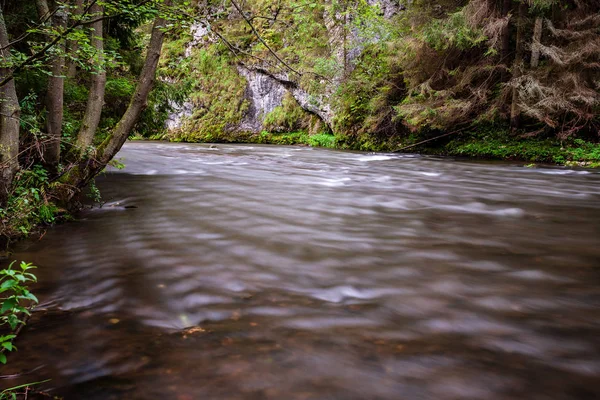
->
[[0, 261, 38, 365]]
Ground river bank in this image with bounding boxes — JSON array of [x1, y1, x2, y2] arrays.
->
[[145, 128, 600, 167]]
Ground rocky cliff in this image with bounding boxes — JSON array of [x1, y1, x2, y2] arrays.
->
[[165, 1, 402, 137]]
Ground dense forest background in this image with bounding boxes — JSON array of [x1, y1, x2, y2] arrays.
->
[[0, 0, 599, 240], [154, 0, 600, 159]]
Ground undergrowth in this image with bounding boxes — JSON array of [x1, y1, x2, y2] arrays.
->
[[0, 165, 60, 242]]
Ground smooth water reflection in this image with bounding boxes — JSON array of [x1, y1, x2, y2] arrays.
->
[[3, 142, 600, 399]]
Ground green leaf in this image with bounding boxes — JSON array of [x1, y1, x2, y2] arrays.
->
[[21, 292, 39, 303], [1, 298, 17, 314], [0, 279, 17, 290], [0, 353, 6, 364], [7, 314, 19, 330]]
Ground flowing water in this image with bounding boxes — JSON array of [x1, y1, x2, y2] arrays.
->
[[3, 142, 600, 399]]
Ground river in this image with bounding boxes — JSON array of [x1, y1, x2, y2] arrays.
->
[[3, 141, 600, 399]]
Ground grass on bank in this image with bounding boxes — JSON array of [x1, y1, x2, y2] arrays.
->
[[154, 125, 600, 167]]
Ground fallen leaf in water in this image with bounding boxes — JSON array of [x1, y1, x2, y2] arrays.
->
[[109, 318, 120, 324], [249, 322, 258, 327], [184, 327, 206, 334]]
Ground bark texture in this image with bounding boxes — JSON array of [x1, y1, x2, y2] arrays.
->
[[530, 16, 543, 68], [97, 8, 169, 165], [510, 1, 527, 131], [65, 1, 172, 191], [37, 0, 67, 170], [0, 9, 20, 205], [75, 3, 106, 153]]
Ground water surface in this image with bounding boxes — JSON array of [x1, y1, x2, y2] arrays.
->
[[3, 142, 600, 399]]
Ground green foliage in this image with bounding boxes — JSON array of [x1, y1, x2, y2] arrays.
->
[[87, 179, 102, 204], [105, 77, 136, 99], [308, 133, 336, 148], [136, 79, 190, 138], [566, 139, 600, 166], [0, 165, 59, 238], [64, 81, 90, 104], [167, 46, 248, 142], [0, 261, 38, 365], [18, 92, 43, 136], [333, 43, 403, 139], [263, 93, 308, 132], [429, 125, 600, 165], [0, 380, 50, 400], [421, 9, 486, 51]]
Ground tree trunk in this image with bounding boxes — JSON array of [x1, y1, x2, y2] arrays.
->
[[66, 0, 84, 78], [37, 0, 67, 171], [35, 0, 50, 20], [530, 16, 543, 68], [65, 1, 171, 190], [500, 0, 512, 82], [74, 3, 106, 153], [0, 9, 20, 206], [98, 9, 168, 165], [510, 1, 527, 132]]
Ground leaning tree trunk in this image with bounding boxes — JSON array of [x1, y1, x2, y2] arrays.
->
[[530, 16, 543, 68], [0, 9, 20, 206], [36, 0, 67, 171], [74, 3, 106, 153], [65, 1, 171, 191], [97, 8, 170, 166], [510, 1, 528, 132]]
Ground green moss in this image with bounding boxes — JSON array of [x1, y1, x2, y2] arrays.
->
[[263, 93, 308, 132], [167, 46, 248, 142]]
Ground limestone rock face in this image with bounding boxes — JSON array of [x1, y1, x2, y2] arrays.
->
[[164, 1, 402, 134], [185, 23, 210, 57], [368, 0, 404, 19], [237, 67, 288, 132], [165, 101, 194, 131]]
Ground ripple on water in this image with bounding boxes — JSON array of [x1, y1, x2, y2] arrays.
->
[[7, 142, 600, 400]]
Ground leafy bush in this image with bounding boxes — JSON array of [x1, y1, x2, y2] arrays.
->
[[105, 77, 135, 99], [308, 133, 336, 148], [0, 165, 59, 239], [0, 261, 38, 365]]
